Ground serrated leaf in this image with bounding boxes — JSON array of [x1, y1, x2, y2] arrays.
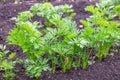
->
[[8, 52, 16, 60]]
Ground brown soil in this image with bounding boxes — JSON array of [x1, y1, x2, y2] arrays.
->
[[0, 0, 120, 80]]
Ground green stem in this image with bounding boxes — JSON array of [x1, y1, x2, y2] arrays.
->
[[60, 55, 66, 73], [67, 55, 73, 70], [97, 44, 103, 61], [63, 62, 66, 73], [76, 57, 81, 68], [103, 44, 112, 58], [82, 49, 88, 69], [82, 47, 93, 69], [52, 60, 55, 73], [5, 69, 9, 80]]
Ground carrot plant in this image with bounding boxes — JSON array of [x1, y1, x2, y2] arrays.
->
[[112, 0, 120, 5], [0, 44, 16, 80], [25, 58, 50, 79], [113, 5, 120, 18], [79, 20, 95, 69], [96, 0, 117, 20], [82, 2, 120, 61], [42, 18, 78, 73], [7, 3, 79, 77], [30, 3, 75, 27], [7, 1, 120, 79]]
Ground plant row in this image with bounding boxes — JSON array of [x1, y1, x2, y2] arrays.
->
[[0, 0, 120, 79]]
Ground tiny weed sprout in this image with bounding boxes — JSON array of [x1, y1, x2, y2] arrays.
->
[[7, 1, 120, 79], [0, 44, 17, 80]]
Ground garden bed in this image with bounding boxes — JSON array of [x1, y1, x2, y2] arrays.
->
[[0, 0, 120, 80]]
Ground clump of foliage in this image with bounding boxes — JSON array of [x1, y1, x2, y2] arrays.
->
[[7, 1, 120, 79], [99, 0, 120, 6], [8, 12, 50, 78], [7, 3, 78, 78], [112, 0, 120, 5], [0, 44, 16, 80], [80, 0, 120, 61], [97, 0, 120, 19], [113, 5, 120, 18], [25, 58, 50, 79]]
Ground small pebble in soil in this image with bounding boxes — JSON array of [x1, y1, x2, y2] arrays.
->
[[78, 25, 84, 29]]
